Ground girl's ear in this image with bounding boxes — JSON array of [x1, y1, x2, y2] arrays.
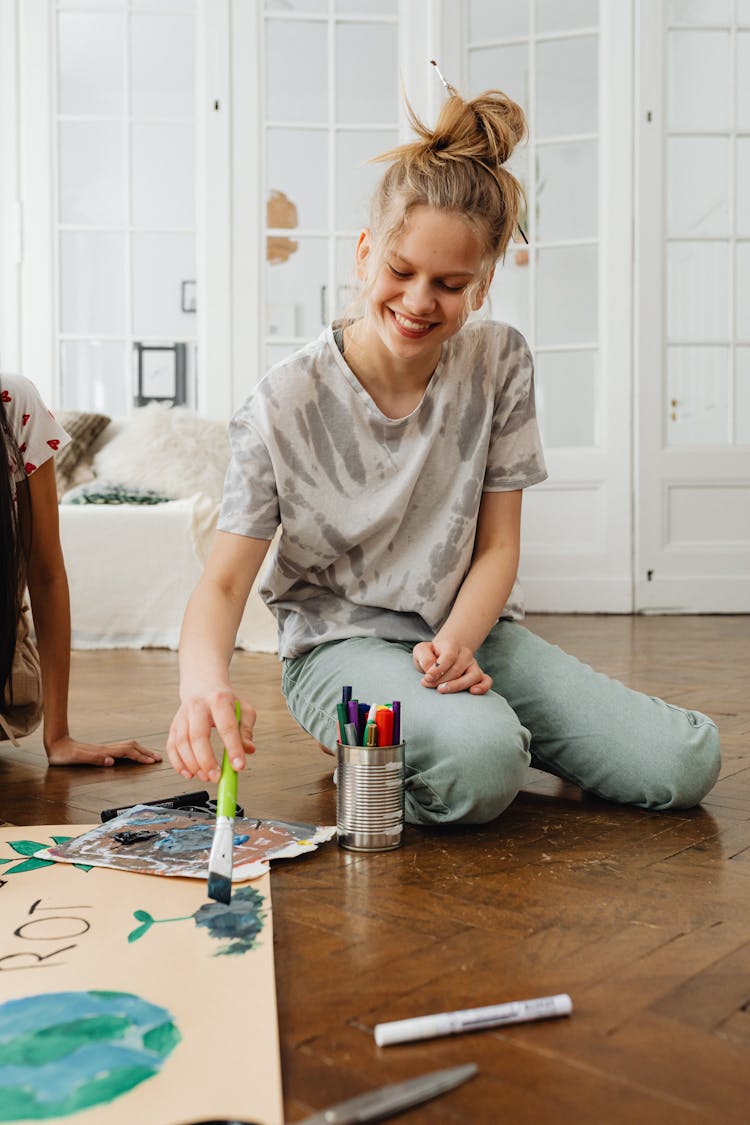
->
[[472, 267, 495, 310], [355, 229, 372, 281]]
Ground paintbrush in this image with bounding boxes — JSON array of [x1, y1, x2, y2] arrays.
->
[[207, 700, 241, 905]]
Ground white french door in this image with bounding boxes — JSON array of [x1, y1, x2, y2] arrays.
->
[[463, 0, 634, 611], [636, 0, 750, 611]]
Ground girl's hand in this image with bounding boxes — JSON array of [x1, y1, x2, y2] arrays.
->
[[413, 639, 493, 696], [45, 736, 162, 767], [166, 689, 256, 783]]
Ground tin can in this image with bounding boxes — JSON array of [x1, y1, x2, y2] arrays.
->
[[336, 741, 405, 852]]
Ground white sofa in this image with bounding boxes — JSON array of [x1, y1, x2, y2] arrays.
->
[[57, 403, 278, 653], [59, 496, 278, 652]]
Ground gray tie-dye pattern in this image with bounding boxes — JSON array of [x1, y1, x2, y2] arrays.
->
[[272, 426, 318, 490], [218, 321, 547, 659], [456, 363, 488, 461], [314, 378, 368, 485], [302, 400, 345, 493]]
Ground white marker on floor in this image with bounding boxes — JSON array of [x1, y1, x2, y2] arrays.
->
[[374, 993, 573, 1047]]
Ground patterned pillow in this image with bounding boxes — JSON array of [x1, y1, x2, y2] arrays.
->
[[55, 411, 111, 497], [61, 482, 171, 506]]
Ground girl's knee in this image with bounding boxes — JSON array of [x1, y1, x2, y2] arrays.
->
[[405, 718, 531, 826], [649, 710, 721, 810]]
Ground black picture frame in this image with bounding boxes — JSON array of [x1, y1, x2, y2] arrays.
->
[[135, 343, 187, 407]]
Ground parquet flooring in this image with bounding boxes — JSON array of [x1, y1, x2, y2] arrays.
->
[[0, 614, 748, 1123]]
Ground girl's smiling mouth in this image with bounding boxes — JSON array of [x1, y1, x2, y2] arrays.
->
[[389, 308, 437, 337]]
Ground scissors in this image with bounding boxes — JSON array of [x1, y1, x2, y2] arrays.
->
[[190, 1061, 477, 1124]]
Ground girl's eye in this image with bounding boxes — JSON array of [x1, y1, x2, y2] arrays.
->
[[388, 265, 409, 279], [441, 282, 466, 292]]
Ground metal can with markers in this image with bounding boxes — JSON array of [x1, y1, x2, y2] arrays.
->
[[336, 740, 405, 852]]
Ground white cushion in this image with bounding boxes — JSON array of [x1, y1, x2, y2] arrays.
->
[[92, 402, 230, 502]]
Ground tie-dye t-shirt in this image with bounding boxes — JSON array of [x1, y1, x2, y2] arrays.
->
[[219, 320, 547, 659]]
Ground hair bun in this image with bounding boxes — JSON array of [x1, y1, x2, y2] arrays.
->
[[423, 90, 526, 168]]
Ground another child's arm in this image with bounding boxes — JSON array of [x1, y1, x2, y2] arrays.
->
[[167, 530, 271, 783], [413, 489, 522, 695], [21, 460, 162, 766]]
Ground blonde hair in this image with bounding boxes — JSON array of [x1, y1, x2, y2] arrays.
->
[[358, 87, 527, 310]]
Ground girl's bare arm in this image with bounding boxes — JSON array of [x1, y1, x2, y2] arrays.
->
[[167, 530, 271, 782], [413, 489, 522, 695]]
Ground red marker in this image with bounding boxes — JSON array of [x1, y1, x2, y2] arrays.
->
[[375, 706, 394, 748]]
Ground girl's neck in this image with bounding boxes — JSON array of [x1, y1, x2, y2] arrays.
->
[[342, 320, 441, 420]]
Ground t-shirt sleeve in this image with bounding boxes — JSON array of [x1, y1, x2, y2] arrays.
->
[[217, 407, 280, 540], [483, 329, 548, 491], [2, 375, 71, 483]]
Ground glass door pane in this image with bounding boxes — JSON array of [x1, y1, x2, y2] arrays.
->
[[665, 11, 746, 448], [55, 4, 197, 415], [262, 7, 399, 351], [468, 7, 601, 449]]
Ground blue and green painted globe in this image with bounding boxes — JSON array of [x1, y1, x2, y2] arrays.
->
[[0, 990, 181, 1120]]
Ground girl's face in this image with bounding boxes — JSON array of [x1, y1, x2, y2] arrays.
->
[[356, 206, 489, 367]]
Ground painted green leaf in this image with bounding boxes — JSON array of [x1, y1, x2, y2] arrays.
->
[[133, 910, 153, 923], [127, 920, 153, 944], [7, 840, 45, 857], [5, 858, 54, 875], [51, 836, 74, 845]]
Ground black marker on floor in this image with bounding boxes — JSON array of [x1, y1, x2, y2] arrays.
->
[[100, 791, 210, 822]]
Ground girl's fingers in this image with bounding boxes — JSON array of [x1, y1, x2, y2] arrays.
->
[[413, 642, 436, 674], [104, 741, 162, 764], [424, 647, 469, 684], [186, 705, 221, 782], [167, 714, 201, 780], [436, 662, 492, 695], [214, 697, 252, 771], [168, 695, 255, 781]]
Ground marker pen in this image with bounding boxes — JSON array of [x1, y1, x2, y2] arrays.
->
[[100, 791, 210, 822], [374, 993, 572, 1047]]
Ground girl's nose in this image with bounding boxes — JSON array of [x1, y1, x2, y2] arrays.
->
[[403, 279, 436, 316]]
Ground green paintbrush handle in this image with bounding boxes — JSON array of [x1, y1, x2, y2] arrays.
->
[[216, 700, 241, 818], [216, 750, 238, 818]]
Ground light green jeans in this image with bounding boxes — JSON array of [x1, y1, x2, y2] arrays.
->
[[281, 621, 721, 826]]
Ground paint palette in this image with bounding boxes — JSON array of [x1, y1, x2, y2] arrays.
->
[[41, 805, 336, 883]]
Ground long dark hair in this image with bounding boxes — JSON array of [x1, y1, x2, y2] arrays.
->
[[1, 395, 30, 703]]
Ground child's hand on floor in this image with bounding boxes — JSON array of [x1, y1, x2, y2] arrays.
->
[[413, 639, 493, 696], [45, 736, 162, 767], [166, 690, 256, 783]]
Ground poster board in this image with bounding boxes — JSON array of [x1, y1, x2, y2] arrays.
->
[[0, 826, 283, 1124]]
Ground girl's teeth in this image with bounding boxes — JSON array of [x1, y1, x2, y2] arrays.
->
[[394, 312, 429, 331]]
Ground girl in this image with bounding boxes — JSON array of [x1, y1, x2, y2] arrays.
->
[[1, 374, 162, 767], [167, 86, 720, 823]]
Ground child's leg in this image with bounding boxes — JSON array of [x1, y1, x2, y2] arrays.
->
[[281, 637, 531, 826], [477, 621, 721, 810]]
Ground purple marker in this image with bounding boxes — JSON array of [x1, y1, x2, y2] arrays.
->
[[392, 700, 401, 743], [358, 702, 370, 742]]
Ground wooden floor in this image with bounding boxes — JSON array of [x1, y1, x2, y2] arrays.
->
[[1, 614, 748, 1123]]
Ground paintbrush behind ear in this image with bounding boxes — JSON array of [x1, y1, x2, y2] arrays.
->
[[207, 701, 241, 904]]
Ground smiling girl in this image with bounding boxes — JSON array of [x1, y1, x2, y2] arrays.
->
[[167, 86, 720, 823]]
